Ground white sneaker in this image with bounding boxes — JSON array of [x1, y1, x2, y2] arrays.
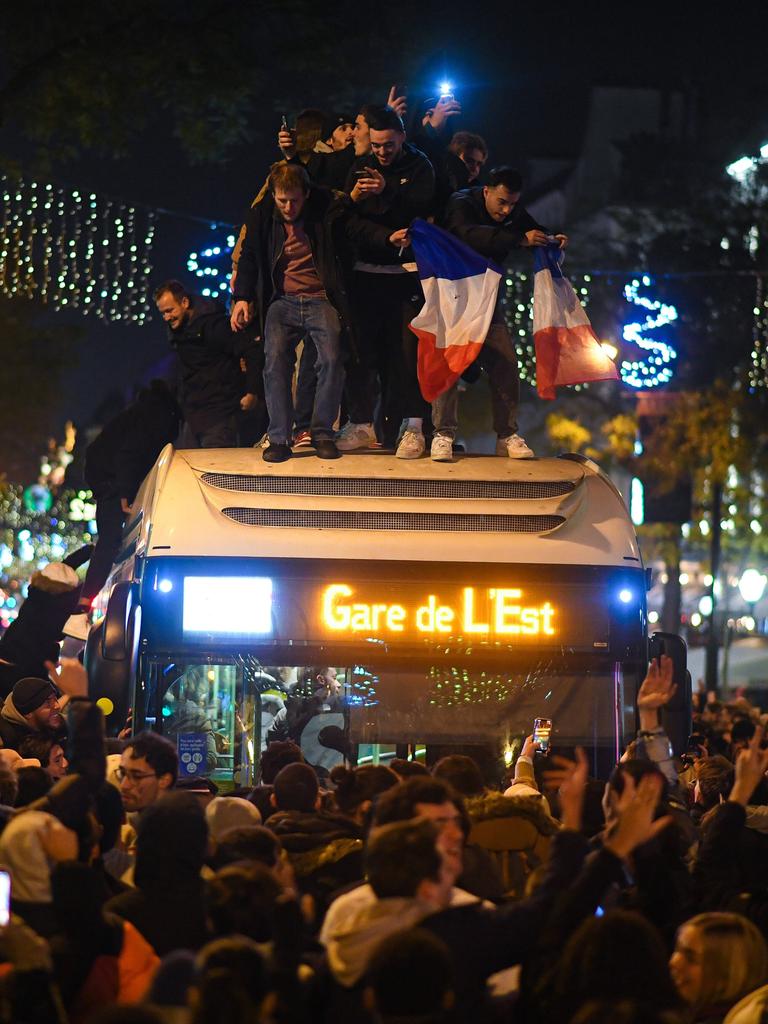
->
[[496, 434, 534, 459], [431, 435, 454, 462], [396, 430, 425, 459], [336, 422, 378, 451], [63, 612, 90, 641]]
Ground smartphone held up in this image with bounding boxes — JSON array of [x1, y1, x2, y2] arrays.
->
[[533, 717, 552, 756]]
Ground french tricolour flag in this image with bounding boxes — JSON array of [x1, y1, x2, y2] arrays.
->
[[408, 219, 501, 402], [533, 245, 619, 399]]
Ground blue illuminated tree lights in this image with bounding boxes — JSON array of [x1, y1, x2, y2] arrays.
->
[[620, 275, 678, 389], [187, 230, 237, 300]]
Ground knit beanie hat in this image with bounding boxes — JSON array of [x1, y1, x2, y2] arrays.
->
[[12, 676, 57, 716]]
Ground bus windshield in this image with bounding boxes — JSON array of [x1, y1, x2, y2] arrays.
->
[[143, 654, 630, 786]]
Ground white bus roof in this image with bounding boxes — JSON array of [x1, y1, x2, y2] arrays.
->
[[130, 446, 642, 569]]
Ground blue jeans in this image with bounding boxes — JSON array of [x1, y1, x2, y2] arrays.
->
[[264, 296, 344, 444]]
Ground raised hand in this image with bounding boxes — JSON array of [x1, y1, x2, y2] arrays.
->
[[543, 748, 589, 831], [730, 726, 768, 806], [386, 85, 407, 119], [604, 773, 671, 860]]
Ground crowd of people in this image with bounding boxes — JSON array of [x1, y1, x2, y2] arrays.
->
[[0, 641, 766, 1024], [152, 86, 565, 466]]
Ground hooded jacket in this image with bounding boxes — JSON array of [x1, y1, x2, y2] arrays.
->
[[167, 296, 261, 432], [443, 186, 546, 263], [324, 894, 431, 987], [0, 692, 63, 751], [84, 382, 181, 502]]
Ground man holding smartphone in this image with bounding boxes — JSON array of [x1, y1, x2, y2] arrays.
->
[[336, 105, 435, 457]]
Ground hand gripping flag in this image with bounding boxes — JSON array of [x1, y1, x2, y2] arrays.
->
[[533, 244, 619, 399], [408, 219, 502, 402]]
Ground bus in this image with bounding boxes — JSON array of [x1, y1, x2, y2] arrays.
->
[[86, 445, 651, 785]]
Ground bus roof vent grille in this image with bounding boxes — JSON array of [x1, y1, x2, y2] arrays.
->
[[221, 507, 565, 534], [203, 473, 574, 501]]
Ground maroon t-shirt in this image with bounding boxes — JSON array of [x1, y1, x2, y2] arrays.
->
[[276, 221, 326, 297]]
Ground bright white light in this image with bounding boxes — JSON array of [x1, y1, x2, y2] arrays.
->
[[739, 569, 767, 605], [742, 615, 756, 632], [600, 341, 618, 360], [699, 595, 713, 616], [183, 576, 273, 634], [704, 574, 713, 586], [648, 610, 659, 624], [439, 81, 453, 96], [618, 588, 633, 604], [660, 572, 669, 585], [158, 578, 173, 594], [690, 612, 702, 627], [679, 573, 689, 585], [752, 520, 763, 534], [630, 478, 644, 526], [700, 520, 710, 536], [726, 155, 755, 182], [761, 142, 768, 159]]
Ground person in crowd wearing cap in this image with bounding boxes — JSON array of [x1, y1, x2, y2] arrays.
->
[[0, 676, 65, 752]]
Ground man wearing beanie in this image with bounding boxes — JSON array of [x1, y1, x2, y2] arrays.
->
[[0, 676, 65, 751]]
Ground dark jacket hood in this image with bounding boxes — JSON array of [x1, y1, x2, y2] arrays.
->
[[134, 792, 208, 888]]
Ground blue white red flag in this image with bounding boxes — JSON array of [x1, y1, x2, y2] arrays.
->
[[408, 219, 501, 402], [533, 245, 619, 399]]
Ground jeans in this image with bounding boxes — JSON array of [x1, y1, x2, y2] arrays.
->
[[431, 323, 520, 439], [293, 340, 318, 433], [264, 296, 344, 444]]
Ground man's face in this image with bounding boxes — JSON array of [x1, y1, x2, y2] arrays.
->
[[414, 800, 464, 878], [274, 186, 307, 224], [331, 122, 355, 151], [27, 695, 64, 733], [353, 113, 371, 156], [461, 147, 487, 183], [483, 184, 520, 223], [316, 667, 341, 696], [156, 291, 191, 331], [369, 127, 404, 167], [47, 744, 69, 780], [118, 749, 172, 812]]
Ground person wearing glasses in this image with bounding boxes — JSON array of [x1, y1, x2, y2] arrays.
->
[[117, 732, 178, 815], [0, 676, 65, 751]]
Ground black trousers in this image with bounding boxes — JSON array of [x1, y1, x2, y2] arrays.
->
[[345, 270, 429, 446], [80, 493, 124, 604]]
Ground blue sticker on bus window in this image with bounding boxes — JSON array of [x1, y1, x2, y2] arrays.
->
[[177, 733, 208, 776]]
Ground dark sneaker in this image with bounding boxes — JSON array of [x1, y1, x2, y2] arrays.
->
[[263, 443, 292, 463], [315, 438, 341, 460]]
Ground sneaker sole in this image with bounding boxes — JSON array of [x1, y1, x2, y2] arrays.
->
[[396, 449, 425, 459], [431, 451, 454, 462], [497, 451, 535, 459]]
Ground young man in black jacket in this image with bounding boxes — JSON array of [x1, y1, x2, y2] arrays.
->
[[231, 162, 351, 462], [336, 105, 435, 457], [437, 166, 567, 460], [154, 280, 262, 448], [62, 381, 181, 641]]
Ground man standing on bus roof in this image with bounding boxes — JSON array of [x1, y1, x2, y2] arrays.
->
[[231, 162, 352, 463], [438, 166, 568, 461], [154, 279, 263, 448]]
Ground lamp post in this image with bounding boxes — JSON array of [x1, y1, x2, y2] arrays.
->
[[739, 569, 767, 629]]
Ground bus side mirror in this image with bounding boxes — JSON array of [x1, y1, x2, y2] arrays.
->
[[84, 581, 141, 733], [648, 631, 691, 756]]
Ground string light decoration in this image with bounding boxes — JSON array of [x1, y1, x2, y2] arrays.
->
[[0, 175, 157, 323], [620, 275, 678, 389], [187, 228, 237, 300], [749, 275, 768, 391]]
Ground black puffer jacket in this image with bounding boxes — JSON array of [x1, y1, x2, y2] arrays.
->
[[168, 296, 261, 432], [84, 382, 181, 501]]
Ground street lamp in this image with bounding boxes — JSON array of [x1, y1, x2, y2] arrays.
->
[[739, 569, 767, 606]]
